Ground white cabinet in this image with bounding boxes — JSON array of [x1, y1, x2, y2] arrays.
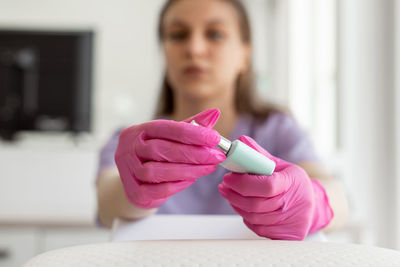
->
[[0, 226, 109, 267], [0, 227, 38, 267], [42, 227, 110, 252], [0, 138, 110, 266], [0, 144, 99, 224]]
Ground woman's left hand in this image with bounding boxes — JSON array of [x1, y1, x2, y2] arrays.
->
[[218, 136, 334, 240]]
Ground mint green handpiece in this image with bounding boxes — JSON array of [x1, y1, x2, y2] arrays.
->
[[220, 140, 275, 175], [190, 120, 275, 175]]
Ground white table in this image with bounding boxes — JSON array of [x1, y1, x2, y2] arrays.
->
[[25, 239, 400, 266]]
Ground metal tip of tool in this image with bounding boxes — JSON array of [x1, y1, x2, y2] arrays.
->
[[190, 119, 231, 154], [217, 136, 231, 154], [190, 120, 200, 126]]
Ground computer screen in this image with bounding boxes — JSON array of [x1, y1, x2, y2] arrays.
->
[[0, 29, 93, 140]]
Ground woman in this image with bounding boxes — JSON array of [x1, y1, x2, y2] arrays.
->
[[97, 0, 348, 240]]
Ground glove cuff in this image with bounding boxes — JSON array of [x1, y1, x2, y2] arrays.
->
[[131, 198, 167, 209], [308, 179, 334, 234]]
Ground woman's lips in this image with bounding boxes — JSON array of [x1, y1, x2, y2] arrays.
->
[[183, 66, 206, 76]]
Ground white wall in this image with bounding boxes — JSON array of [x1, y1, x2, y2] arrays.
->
[[395, 0, 400, 250], [338, 0, 398, 248]]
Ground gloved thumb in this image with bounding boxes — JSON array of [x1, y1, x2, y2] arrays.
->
[[183, 109, 220, 129], [238, 135, 278, 161], [238, 135, 289, 168]]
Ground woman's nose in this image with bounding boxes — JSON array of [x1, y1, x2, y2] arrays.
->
[[185, 33, 208, 58]]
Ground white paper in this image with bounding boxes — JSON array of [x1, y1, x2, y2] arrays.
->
[[111, 215, 327, 242]]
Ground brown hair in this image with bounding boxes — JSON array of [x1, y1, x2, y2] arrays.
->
[[155, 0, 284, 121]]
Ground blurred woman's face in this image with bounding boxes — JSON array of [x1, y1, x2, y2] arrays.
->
[[162, 0, 249, 102]]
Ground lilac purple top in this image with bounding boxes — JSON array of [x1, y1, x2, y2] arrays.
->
[[98, 112, 319, 215]]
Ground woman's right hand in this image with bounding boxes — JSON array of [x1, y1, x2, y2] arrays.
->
[[115, 109, 226, 209]]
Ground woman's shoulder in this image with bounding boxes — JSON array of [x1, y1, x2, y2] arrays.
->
[[252, 111, 296, 132], [251, 111, 318, 162], [250, 111, 303, 145]]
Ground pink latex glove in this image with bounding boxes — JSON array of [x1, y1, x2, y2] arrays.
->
[[218, 136, 333, 240], [115, 109, 226, 209]]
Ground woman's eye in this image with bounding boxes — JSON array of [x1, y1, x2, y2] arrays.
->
[[167, 31, 188, 41], [207, 30, 225, 41]]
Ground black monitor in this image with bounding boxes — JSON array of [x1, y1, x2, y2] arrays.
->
[[0, 29, 93, 140]]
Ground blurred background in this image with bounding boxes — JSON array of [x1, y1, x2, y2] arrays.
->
[[0, 0, 399, 265]]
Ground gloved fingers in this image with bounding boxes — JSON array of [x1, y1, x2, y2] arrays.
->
[[136, 179, 196, 200], [237, 135, 274, 159], [222, 171, 292, 198], [237, 136, 291, 171], [182, 108, 220, 128], [243, 219, 307, 241], [117, 154, 137, 192], [134, 160, 218, 183], [128, 180, 170, 209], [142, 119, 221, 147], [231, 205, 286, 226], [135, 197, 169, 209], [218, 184, 284, 213], [116, 154, 196, 208], [116, 154, 163, 208], [136, 137, 226, 165]]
